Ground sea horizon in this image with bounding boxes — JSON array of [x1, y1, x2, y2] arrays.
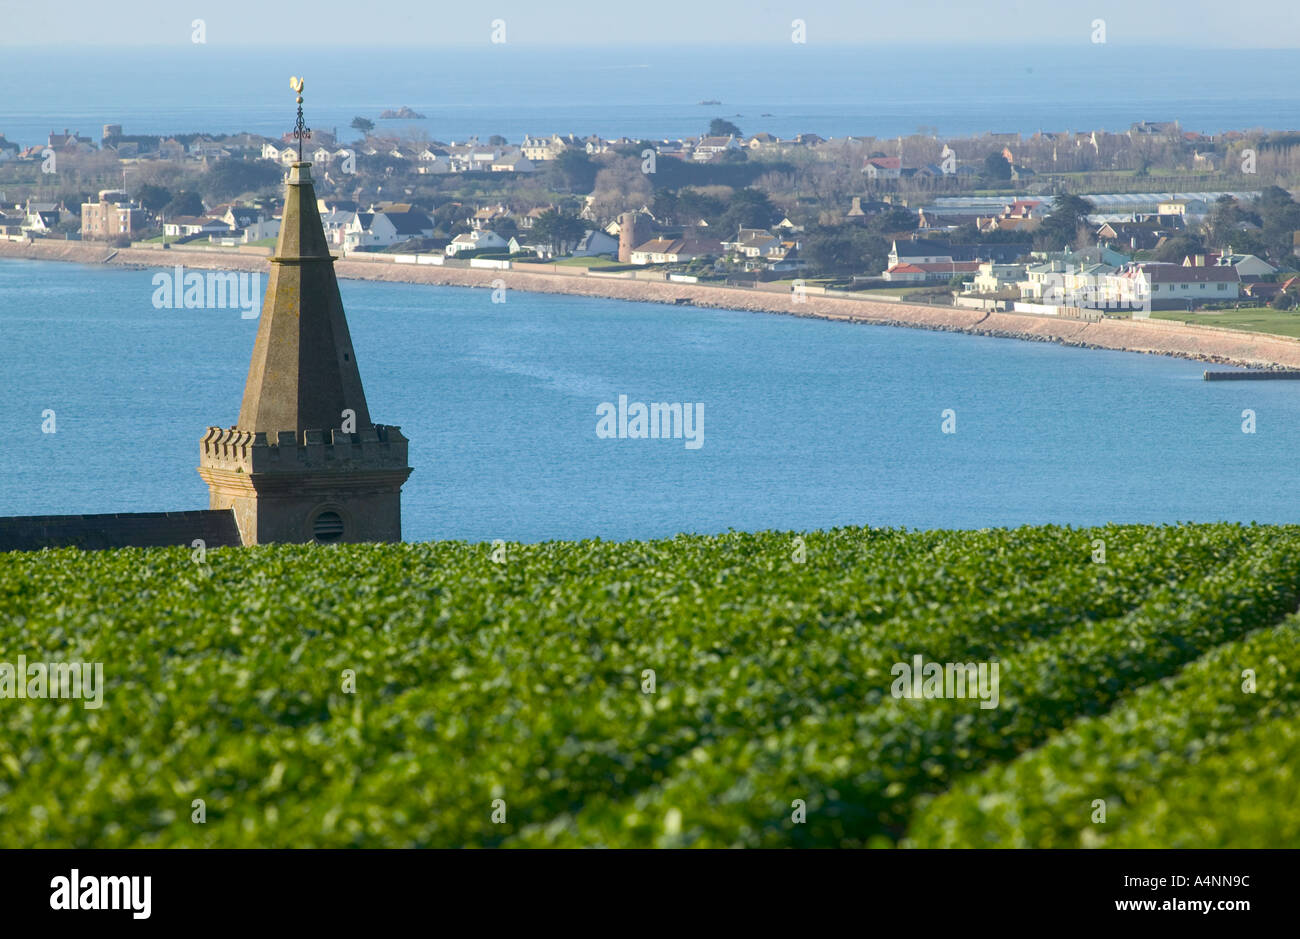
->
[[3, 43, 1300, 147]]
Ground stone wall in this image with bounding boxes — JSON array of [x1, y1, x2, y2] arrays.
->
[[0, 510, 240, 552]]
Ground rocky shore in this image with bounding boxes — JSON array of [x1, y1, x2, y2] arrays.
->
[[6, 238, 1300, 370]]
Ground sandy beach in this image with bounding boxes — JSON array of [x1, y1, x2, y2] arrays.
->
[[6, 238, 1300, 370]]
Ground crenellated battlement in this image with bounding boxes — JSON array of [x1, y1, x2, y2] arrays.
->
[[199, 424, 409, 475]]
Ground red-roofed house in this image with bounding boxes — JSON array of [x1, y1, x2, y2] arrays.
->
[[882, 260, 980, 283], [863, 156, 902, 180]]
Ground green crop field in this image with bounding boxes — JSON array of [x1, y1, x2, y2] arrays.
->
[[1, 523, 1298, 848]]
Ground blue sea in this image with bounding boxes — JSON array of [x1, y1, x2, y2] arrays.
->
[[1, 258, 1295, 543], [1, 44, 1299, 149]]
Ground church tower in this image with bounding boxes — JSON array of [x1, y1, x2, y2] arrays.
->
[[198, 79, 412, 545]]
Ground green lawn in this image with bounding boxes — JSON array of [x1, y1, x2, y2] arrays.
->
[[3, 523, 1298, 847], [553, 255, 622, 268], [1151, 307, 1300, 339]]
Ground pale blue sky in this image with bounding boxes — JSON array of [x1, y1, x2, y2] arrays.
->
[[2, 0, 1299, 47]]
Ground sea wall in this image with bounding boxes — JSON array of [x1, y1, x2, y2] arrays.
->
[[7, 239, 1300, 369]]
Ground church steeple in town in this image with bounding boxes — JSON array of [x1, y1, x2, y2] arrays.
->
[[237, 77, 371, 435], [197, 78, 412, 546]]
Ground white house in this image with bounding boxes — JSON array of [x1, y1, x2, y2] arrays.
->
[[1058, 263, 1122, 307], [1017, 261, 1069, 300], [261, 142, 301, 165], [889, 238, 963, 266], [968, 261, 1024, 294], [1183, 249, 1277, 279], [629, 236, 721, 264], [571, 228, 619, 257], [344, 210, 435, 249], [212, 205, 281, 243], [721, 227, 780, 258], [320, 209, 356, 246], [21, 202, 63, 234], [766, 242, 807, 273], [692, 135, 741, 162], [1124, 262, 1239, 302], [445, 229, 509, 256], [490, 152, 535, 173], [416, 148, 453, 174], [507, 235, 545, 258], [163, 216, 230, 238], [521, 134, 575, 161], [890, 238, 1029, 268]]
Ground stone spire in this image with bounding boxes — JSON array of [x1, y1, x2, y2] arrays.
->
[[198, 78, 411, 546], [236, 81, 371, 435]]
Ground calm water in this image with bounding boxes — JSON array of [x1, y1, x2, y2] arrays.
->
[[1, 257, 1296, 543], [2, 44, 1299, 148]]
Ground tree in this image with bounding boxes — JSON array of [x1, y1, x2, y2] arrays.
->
[[672, 188, 726, 227], [531, 210, 587, 255], [1223, 228, 1269, 260], [802, 223, 889, 275], [199, 159, 283, 202], [1257, 185, 1294, 215], [652, 189, 680, 224], [589, 156, 653, 223], [163, 190, 204, 217], [982, 152, 1012, 181], [549, 149, 598, 193], [351, 116, 375, 136], [1033, 194, 1094, 250], [1204, 195, 1242, 248], [135, 184, 172, 214], [719, 187, 780, 233], [1152, 234, 1204, 263], [488, 135, 508, 146], [1254, 186, 1300, 263], [874, 207, 919, 234], [709, 118, 742, 138], [433, 202, 470, 232]]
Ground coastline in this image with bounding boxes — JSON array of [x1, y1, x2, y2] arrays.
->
[[6, 239, 1300, 370]]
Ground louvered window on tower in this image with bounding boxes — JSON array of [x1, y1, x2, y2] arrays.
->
[[312, 511, 344, 543]]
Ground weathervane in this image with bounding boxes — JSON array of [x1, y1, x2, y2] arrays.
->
[[289, 76, 310, 161]]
